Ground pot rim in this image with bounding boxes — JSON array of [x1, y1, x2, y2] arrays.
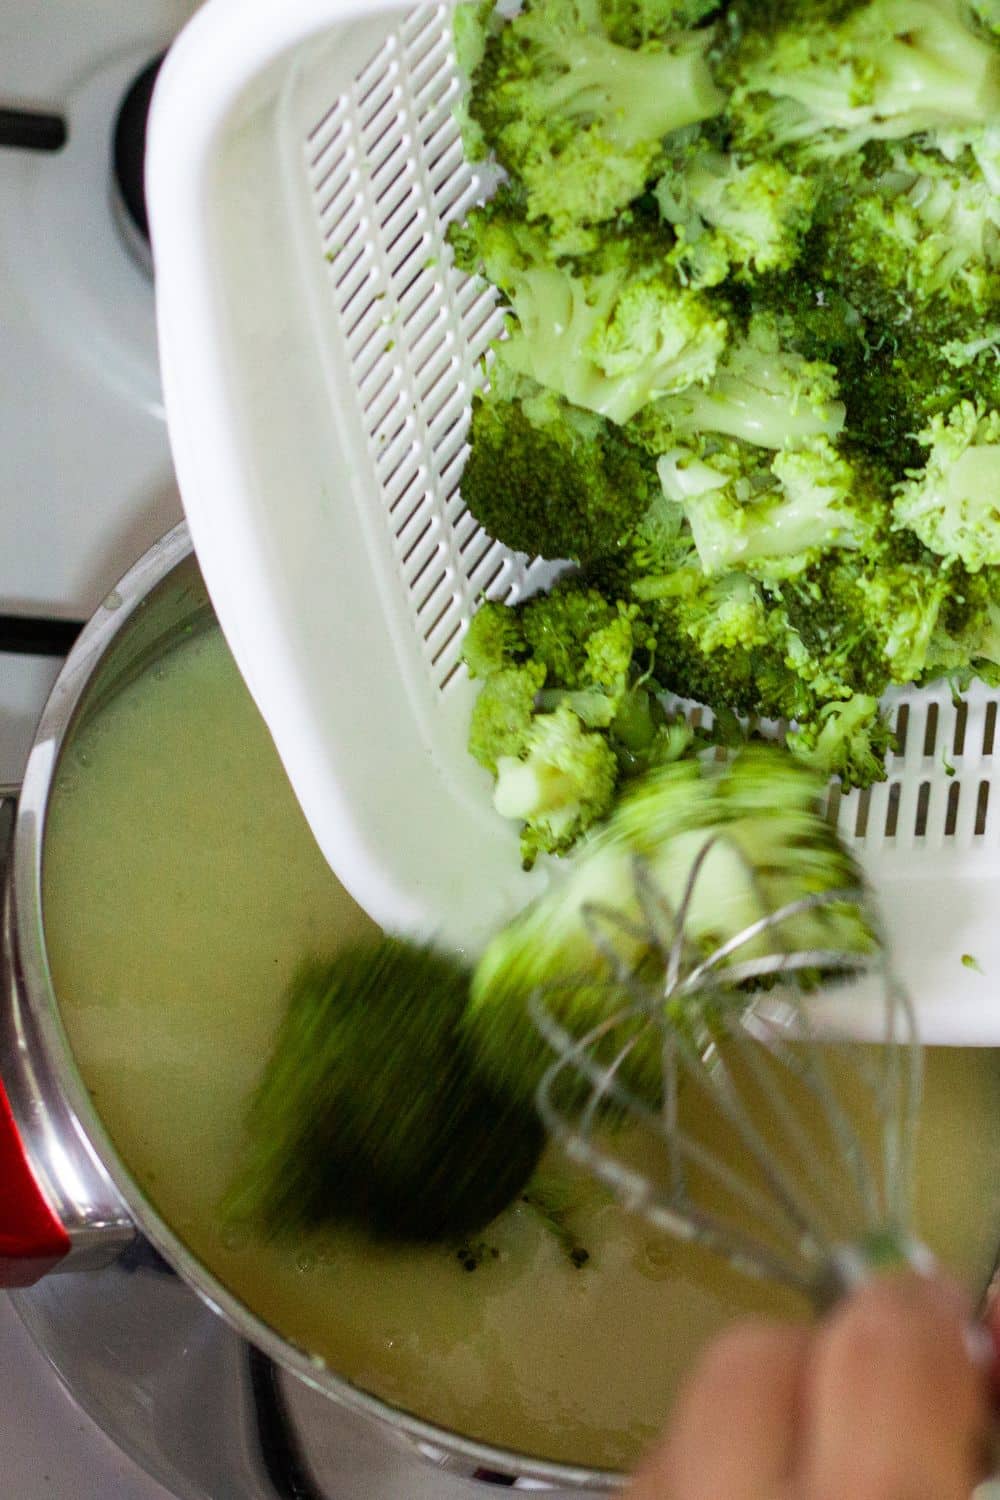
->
[[10, 520, 622, 1492]]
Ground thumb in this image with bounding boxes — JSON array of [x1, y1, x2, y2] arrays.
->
[[795, 1272, 991, 1500]]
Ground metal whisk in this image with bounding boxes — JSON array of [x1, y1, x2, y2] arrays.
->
[[530, 839, 928, 1311]]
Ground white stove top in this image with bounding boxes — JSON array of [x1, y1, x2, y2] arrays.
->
[[0, 0, 194, 621], [0, 1297, 175, 1500], [0, 0, 193, 785], [0, 1, 193, 1493]]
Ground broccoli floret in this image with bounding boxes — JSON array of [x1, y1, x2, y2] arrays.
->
[[786, 695, 896, 787], [462, 597, 529, 679], [225, 940, 545, 1242], [781, 543, 951, 692], [893, 403, 1000, 572], [877, 323, 1000, 480], [464, 746, 872, 1106], [494, 703, 619, 865], [452, 0, 503, 161], [631, 312, 845, 450], [655, 147, 817, 285], [636, 569, 814, 721], [656, 436, 875, 581], [763, 143, 1000, 467], [858, 331, 1000, 476], [749, 254, 904, 460], [537, 611, 637, 726], [463, 579, 703, 856], [464, 576, 641, 702], [607, 498, 926, 789], [633, 557, 768, 649], [465, 0, 726, 243], [841, 146, 1000, 320], [585, 465, 910, 787], [460, 369, 656, 561], [642, 568, 813, 719], [455, 205, 731, 423], [972, 0, 1000, 33], [923, 564, 1000, 683], [468, 661, 548, 771], [519, 580, 623, 683], [802, 147, 1000, 435], [730, 0, 1000, 162], [587, 491, 820, 724], [601, 0, 723, 45]]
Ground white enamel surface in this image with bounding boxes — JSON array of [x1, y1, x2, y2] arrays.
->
[[0, 0, 193, 616], [0, 656, 63, 784]]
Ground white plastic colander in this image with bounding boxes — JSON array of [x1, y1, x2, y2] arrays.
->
[[147, 0, 1000, 1042]]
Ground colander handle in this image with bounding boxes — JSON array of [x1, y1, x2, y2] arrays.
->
[[0, 789, 135, 1285]]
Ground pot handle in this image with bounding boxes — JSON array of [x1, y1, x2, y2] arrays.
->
[[0, 1081, 71, 1284], [0, 789, 135, 1284], [0, 789, 71, 1284]]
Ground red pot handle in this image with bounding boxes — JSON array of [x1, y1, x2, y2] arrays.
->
[[1, 791, 68, 1285], [0, 1075, 70, 1286], [1, 792, 134, 1283]]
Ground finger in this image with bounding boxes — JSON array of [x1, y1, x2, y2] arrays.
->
[[625, 1321, 810, 1500], [983, 1286, 1000, 1408], [795, 1273, 990, 1500]]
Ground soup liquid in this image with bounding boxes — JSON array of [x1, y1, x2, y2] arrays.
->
[[42, 627, 1000, 1470]]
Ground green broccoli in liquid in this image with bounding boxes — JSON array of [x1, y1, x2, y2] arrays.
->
[[225, 940, 545, 1242]]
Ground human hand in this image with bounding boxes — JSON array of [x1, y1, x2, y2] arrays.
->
[[625, 1273, 994, 1500]]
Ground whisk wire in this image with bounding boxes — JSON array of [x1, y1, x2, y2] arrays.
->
[[531, 848, 923, 1307], [664, 838, 721, 996], [672, 1020, 837, 1268], [742, 1006, 882, 1229], [538, 1045, 826, 1298], [529, 997, 661, 1131], [713, 1007, 864, 1244], [678, 886, 873, 995], [882, 973, 922, 1231]]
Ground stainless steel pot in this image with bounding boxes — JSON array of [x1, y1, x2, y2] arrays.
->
[[0, 523, 615, 1499]]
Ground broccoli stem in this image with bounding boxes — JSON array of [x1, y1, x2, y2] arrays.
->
[[541, 32, 725, 146]]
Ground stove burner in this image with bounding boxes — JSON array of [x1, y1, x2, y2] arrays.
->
[[111, 54, 164, 263], [0, 108, 67, 153], [0, 615, 82, 657]]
